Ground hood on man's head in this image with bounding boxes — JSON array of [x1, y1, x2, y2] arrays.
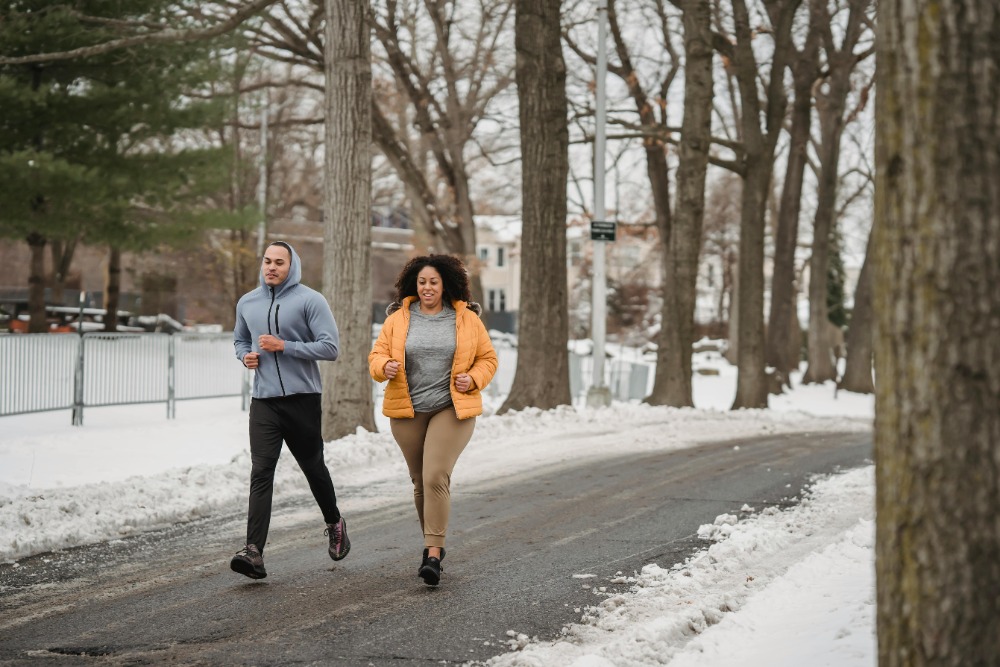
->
[[259, 241, 302, 295]]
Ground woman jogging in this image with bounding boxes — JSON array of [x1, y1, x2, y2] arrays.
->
[[368, 254, 498, 586]]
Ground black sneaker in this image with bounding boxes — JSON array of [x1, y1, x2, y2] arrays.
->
[[419, 556, 442, 586], [230, 544, 266, 579], [326, 517, 351, 561], [418, 547, 446, 575]]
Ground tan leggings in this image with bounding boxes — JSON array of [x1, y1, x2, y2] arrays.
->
[[390, 407, 476, 548]]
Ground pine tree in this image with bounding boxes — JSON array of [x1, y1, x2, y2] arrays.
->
[[0, 2, 252, 330], [826, 223, 848, 329]]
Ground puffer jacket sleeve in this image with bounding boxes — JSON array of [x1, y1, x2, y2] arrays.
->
[[466, 316, 498, 392], [368, 317, 395, 382]]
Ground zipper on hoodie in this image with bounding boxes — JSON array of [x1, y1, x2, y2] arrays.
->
[[267, 289, 287, 396]]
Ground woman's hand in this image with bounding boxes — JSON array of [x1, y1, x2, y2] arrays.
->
[[455, 373, 475, 393], [384, 359, 401, 380]]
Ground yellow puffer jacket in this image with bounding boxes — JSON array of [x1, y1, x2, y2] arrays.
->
[[368, 297, 499, 420]]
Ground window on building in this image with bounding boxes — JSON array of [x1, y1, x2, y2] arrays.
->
[[478, 247, 489, 262], [497, 247, 505, 268], [569, 240, 583, 267], [488, 288, 507, 312]]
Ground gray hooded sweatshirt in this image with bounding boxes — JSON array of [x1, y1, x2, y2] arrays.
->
[[234, 243, 340, 398]]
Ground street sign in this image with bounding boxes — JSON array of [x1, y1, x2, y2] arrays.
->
[[590, 220, 617, 242]]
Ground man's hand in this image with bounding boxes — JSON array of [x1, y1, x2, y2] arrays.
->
[[258, 335, 285, 352], [384, 359, 401, 380], [243, 352, 260, 369], [455, 373, 475, 393]]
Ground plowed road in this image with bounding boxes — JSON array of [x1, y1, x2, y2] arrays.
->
[[0, 431, 871, 666]]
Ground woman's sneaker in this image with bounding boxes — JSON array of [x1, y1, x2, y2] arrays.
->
[[419, 556, 442, 586], [418, 547, 446, 575], [230, 544, 267, 579], [326, 517, 351, 561]]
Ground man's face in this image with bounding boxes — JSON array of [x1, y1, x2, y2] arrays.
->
[[262, 245, 291, 287]]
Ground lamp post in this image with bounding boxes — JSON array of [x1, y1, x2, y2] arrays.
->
[[256, 105, 268, 258], [586, 0, 612, 408]]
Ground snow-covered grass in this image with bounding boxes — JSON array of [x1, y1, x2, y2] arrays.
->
[[0, 360, 876, 666]]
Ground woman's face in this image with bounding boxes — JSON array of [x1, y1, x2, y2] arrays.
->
[[416, 265, 444, 310]]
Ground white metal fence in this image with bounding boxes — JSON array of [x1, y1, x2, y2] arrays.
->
[[481, 347, 651, 403], [0, 332, 248, 425], [1, 334, 651, 426]]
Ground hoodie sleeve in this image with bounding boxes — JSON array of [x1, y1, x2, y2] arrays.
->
[[233, 297, 253, 363], [282, 292, 340, 361]]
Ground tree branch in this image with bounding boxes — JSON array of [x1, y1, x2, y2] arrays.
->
[[0, 0, 280, 65]]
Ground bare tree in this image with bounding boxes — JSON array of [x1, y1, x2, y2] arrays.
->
[[245, 1, 515, 302], [767, 0, 821, 381], [500, 0, 572, 413], [722, 0, 802, 409], [702, 172, 741, 331], [875, 1, 1000, 663], [647, 0, 714, 406], [802, 0, 874, 384], [320, 0, 376, 438], [369, 1, 516, 305]]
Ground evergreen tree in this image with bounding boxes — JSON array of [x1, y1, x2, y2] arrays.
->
[[0, 2, 253, 330], [826, 223, 848, 328]]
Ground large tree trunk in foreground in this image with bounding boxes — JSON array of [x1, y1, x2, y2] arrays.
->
[[499, 0, 571, 413], [875, 2, 1000, 664], [321, 0, 376, 438]]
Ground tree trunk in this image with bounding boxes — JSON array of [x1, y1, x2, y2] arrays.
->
[[767, 3, 820, 379], [499, 0, 571, 413], [730, 156, 770, 408], [802, 96, 846, 384], [802, 0, 870, 384], [728, 0, 800, 409], [321, 0, 376, 438], [447, 139, 485, 306], [49, 235, 79, 305], [647, 0, 713, 407], [724, 263, 739, 365], [875, 1, 1000, 664], [26, 232, 47, 333], [838, 227, 874, 393], [103, 245, 121, 332]]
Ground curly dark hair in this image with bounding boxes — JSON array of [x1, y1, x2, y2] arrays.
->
[[392, 254, 471, 305]]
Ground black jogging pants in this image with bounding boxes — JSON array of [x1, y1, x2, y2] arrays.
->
[[246, 393, 341, 553]]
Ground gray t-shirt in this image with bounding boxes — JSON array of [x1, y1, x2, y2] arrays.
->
[[405, 302, 457, 413]]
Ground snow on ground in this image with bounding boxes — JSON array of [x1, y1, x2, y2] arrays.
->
[[483, 468, 875, 667], [0, 364, 876, 666]]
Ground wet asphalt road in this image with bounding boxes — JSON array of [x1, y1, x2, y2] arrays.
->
[[0, 430, 872, 666]]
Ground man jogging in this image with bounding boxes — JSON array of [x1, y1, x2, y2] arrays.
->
[[230, 241, 350, 579]]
